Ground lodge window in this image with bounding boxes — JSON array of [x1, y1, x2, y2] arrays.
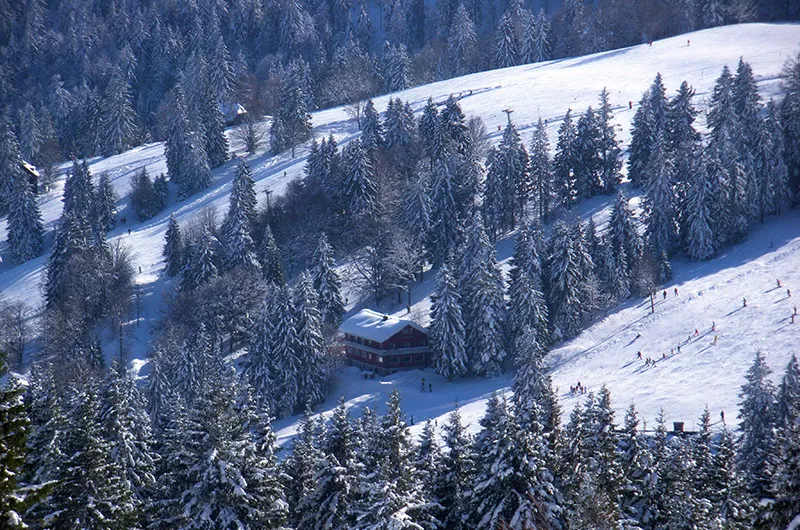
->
[[414, 355, 422, 362], [389, 357, 399, 364], [403, 341, 411, 348], [403, 356, 412, 363], [403, 327, 412, 335]]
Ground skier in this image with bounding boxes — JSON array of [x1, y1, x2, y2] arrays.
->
[[720, 410, 725, 423], [788, 289, 792, 298], [711, 321, 716, 332], [421, 378, 426, 392], [637, 351, 642, 359], [713, 335, 718, 345], [127, 228, 131, 235], [743, 297, 747, 307], [662, 352, 666, 360], [687, 39, 690, 46], [777, 279, 782, 288], [677, 344, 681, 353], [694, 329, 699, 336], [670, 348, 674, 355], [663, 290, 667, 300], [629, 101, 633, 109], [138, 266, 142, 273], [794, 305, 797, 315], [674, 287, 679, 296]]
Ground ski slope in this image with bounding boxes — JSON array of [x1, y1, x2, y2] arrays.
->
[[0, 23, 798, 440]]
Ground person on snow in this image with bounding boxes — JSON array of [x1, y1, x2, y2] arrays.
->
[[674, 287, 679, 296], [420, 378, 426, 392], [663, 290, 667, 300], [778, 279, 782, 287], [711, 321, 716, 332], [743, 297, 747, 307]]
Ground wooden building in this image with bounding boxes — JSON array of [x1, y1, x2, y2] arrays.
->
[[339, 309, 431, 375]]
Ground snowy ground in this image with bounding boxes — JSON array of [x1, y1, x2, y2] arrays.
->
[[0, 23, 798, 441]]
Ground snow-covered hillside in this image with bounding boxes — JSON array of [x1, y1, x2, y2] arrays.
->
[[1, 23, 799, 441]]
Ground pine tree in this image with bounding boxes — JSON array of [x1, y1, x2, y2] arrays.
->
[[341, 138, 378, 225], [243, 291, 276, 411], [100, 67, 138, 156], [181, 228, 219, 290], [738, 351, 776, 503], [284, 413, 323, 526], [529, 118, 552, 221], [93, 172, 117, 233], [547, 220, 592, 340], [360, 100, 385, 152], [609, 192, 643, 275], [269, 115, 287, 155], [180, 132, 212, 198], [220, 181, 260, 271], [769, 355, 800, 529], [199, 86, 229, 168], [644, 135, 679, 257], [448, 4, 477, 76], [165, 86, 190, 189], [435, 407, 475, 530], [419, 98, 444, 162], [531, 9, 551, 63], [63, 159, 94, 222], [494, 117, 531, 231], [0, 356, 44, 529], [553, 109, 579, 209], [440, 96, 471, 157], [617, 404, 659, 529], [383, 44, 412, 92], [430, 263, 468, 381], [312, 233, 345, 329], [353, 390, 428, 528], [470, 393, 558, 529], [258, 225, 286, 286], [162, 214, 183, 277], [597, 88, 622, 194], [685, 158, 717, 261], [575, 105, 603, 199], [0, 117, 24, 214], [292, 272, 326, 410], [49, 381, 138, 529], [668, 81, 702, 242], [427, 158, 461, 268], [100, 358, 156, 520], [627, 92, 654, 188], [7, 168, 44, 262], [269, 286, 301, 418], [495, 12, 519, 68]]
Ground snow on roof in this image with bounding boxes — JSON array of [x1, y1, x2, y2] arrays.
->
[[20, 160, 40, 178], [340, 309, 427, 343]]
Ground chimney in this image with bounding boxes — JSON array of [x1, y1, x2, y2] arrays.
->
[[673, 421, 684, 433]]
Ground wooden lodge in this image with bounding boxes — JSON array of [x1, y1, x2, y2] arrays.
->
[[339, 309, 431, 375]]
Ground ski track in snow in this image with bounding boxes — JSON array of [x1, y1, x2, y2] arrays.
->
[[0, 23, 798, 446]]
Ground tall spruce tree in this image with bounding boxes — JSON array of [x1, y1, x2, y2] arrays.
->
[[738, 351, 776, 503], [7, 168, 44, 263], [312, 233, 345, 329], [553, 109, 579, 209], [430, 263, 468, 381], [162, 214, 183, 277]]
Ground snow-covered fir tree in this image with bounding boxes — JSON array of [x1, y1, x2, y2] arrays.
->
[[430, 262, 468, 381], [737, 351, 776, 503], [553, 109, 579, 209], [341, 138, 378, 226], [258, 225, 286, 286], [495, 12, 519, 68], [627, 91, 654, 189], [643, 135, 679, 257], [529, 118, 552, 221], [7, 162, 44, 263], [312, 233, 345, 329], [448, 4, 477, 77], [291, 271, 327, 411], [162, 214, 183, 277], [360, 99, 385, 152], [93, 171, 117, 233], [100, 67, 137, 156], [181, 228, 219, 290]]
